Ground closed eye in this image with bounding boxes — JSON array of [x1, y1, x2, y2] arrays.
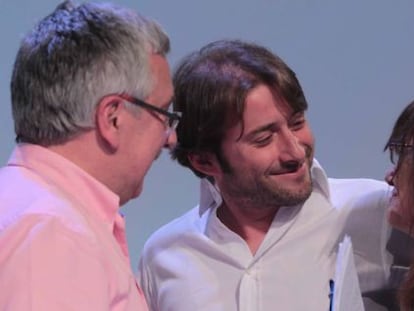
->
[[254, 135, 273, 146], [289, 115, 306, 131]]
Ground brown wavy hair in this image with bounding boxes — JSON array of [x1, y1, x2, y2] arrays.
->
[[171, 39, 308, 178]]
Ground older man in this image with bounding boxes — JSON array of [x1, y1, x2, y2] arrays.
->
[[0, 1, 180, 310]]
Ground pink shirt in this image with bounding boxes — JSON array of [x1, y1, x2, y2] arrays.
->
[[0, 144, 148, 311]]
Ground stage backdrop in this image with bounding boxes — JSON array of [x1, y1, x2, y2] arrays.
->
[[1, 0, 413, 272]]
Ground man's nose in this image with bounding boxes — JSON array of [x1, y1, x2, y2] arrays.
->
[[164, 129, 177, 150], [279, 130, 306, 162], [385, 167, 396, 186]]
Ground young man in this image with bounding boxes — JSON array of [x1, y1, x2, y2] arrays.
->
[[138, 40, 405, 310], [0, 1, 180, 310]]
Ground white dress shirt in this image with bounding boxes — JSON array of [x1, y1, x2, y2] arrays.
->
[[138, 160, 395, 311]]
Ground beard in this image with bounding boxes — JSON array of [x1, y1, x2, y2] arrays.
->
[[218, 147, 313, 210]]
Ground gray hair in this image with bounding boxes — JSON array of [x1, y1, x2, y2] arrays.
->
[[11, 0, 170, 145]]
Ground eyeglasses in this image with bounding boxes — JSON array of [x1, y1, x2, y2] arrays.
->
[[388, 141, 414, 165], [119, 94, 181, 137]]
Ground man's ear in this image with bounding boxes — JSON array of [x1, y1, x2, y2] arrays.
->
[[95, 95, 124, 151], [188, 152, 222, 177]]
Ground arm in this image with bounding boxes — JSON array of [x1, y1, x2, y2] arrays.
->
[[0, 215, 110, 311], [137, 252, 156, 311]]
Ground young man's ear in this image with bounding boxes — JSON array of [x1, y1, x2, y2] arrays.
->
[[188, 152, 222, 177], [95, 95, 124, 150]]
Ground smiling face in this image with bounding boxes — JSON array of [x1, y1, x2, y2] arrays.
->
[[214, 84, 314, 211]]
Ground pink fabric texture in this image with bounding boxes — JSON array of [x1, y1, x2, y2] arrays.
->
[[0, 144, 148, 311]]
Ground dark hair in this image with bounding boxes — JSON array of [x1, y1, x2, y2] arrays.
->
[[385, 101, 414, 150], [385, 100, 414, 310], [385, 100, 414, 197], [171, 39, 308, 178], [11, 0, 169, 146]]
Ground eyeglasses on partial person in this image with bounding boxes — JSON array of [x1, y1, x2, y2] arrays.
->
[[388, 141, 414, 165], [118, 94, 181, 137]]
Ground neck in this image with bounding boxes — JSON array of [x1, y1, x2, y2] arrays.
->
[[46, 132, 116, 193], [217, 199, 278, 255]]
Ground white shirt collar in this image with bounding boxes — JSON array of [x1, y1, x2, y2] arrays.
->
[[311, 158, 331, 200]]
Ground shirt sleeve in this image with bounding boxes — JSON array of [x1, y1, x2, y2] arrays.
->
[[0, 214, 111, 311], [136, 252, 156, 311]]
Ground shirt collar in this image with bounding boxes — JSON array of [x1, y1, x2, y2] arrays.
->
[[199, 178, 222, 216], [8, 143, 120, 227], [310, 158, 331, 200], [198, 158, 331, 216]]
